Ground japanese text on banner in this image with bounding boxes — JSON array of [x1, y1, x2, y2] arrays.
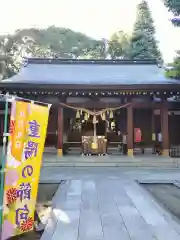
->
[[10, 101, 29, 161]]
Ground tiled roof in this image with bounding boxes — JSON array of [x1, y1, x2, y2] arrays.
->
[[2, 58, 180, 85]]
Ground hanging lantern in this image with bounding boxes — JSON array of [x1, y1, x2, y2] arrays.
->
[[76, 110, 80, 119], [111, 121, 115, 131], [109, 110, 114, 119], [101, 113, 106, 121], [84, 113, 88, 121]]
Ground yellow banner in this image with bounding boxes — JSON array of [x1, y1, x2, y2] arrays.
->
[[2, 102, 50, 240]]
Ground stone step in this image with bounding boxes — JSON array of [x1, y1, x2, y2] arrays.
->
[[43, 159, 176, 164], [43, 161, 177, 168]]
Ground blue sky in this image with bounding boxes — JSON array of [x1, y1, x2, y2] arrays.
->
[[0, 0, 179, 62]]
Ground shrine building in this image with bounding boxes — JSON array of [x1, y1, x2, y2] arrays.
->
[[0, 58, 180, 157]]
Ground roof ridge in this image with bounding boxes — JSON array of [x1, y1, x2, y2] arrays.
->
[[23, 57, 158, 65]]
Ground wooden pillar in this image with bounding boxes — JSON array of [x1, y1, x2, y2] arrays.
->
[[161, 105, 169, 156], [57, 106, 63, 156], [127, 105, 134, 157]]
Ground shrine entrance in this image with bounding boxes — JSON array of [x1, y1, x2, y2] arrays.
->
[[54, 101, 174, 157], [57, 104, 131, 156]]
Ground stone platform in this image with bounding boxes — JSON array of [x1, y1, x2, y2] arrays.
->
[[42, 154, 180, 168]]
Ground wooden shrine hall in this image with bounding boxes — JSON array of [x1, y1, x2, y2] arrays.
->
[[0, 58, 180, 157]]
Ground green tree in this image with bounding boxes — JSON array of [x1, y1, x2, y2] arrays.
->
[[108, 31, 131, 59], [13, 26, 99, 58], [130, 0, 162, 60], [163, 1, 180, 77], [81, 40, 106, 59], [165, 51, 180, 79], [108, 33, 123, 59], [163, 0, 180, 78], [0, 36, 20, 79], [164, 0, 180, 15], [163, 0, 180, 26], [0, 26, 105, 78]]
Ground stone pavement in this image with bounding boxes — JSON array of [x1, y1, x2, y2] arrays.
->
[[40, 168, 180, 240]]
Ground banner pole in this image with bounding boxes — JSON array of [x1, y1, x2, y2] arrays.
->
[[0, 94, 9, 233]]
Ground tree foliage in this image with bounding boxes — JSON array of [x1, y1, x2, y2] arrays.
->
[[163, 1, 180, 78], [108, 31, 131, 59], [0, 26, 106, 79], [130, 0, 161, 60], [164, 0, 180, 15], [13, 26, 105, 58], [164, 0, 180, 26], [165, 51, 180, 79]]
